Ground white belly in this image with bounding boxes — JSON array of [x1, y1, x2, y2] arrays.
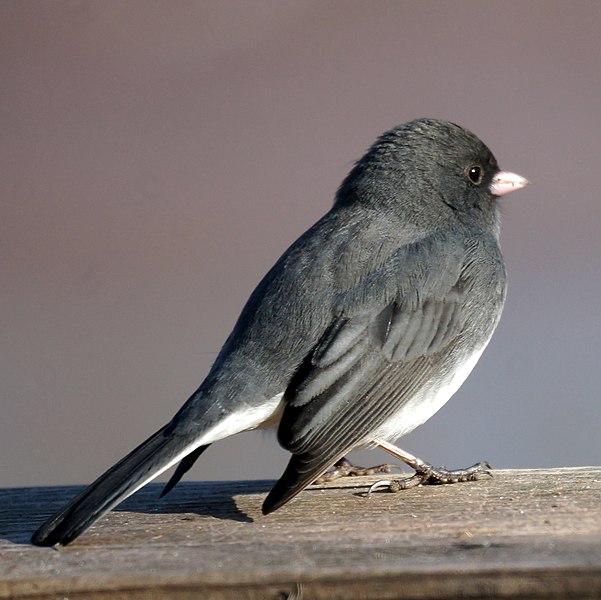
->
[[371, 343, 488, 442]]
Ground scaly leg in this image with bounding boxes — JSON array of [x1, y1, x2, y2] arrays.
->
[[314, 456, 401, 483], [368, 438, 492, 494]]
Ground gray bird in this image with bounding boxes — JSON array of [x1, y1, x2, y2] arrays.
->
[[31, 118, 528, 546]]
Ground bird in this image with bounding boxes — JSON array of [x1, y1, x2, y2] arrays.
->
[[31, 118, 528, 546]]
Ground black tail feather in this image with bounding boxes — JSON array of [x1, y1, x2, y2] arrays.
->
[[31, 426, 198, 546], [160, 444, 210, 498]]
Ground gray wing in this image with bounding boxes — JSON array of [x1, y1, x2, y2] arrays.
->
[[262, 245, 484, 514]]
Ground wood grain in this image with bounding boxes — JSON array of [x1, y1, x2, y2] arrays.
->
[[1, 467, 600, 599]]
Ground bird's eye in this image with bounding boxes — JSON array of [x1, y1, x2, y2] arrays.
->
[[467, 166, 483, 185]]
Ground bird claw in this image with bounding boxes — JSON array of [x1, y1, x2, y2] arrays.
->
[[315, 458, 401, 484], [368, 462, 493, 494]]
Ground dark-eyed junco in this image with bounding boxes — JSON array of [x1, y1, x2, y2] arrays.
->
[[31, 118, 528, 546]]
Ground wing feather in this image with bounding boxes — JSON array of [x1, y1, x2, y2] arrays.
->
[[264, 251, 475, 514], [263, 234, 505, 515]]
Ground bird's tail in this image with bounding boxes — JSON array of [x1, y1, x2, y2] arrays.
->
[[31, 425, 203, 546]]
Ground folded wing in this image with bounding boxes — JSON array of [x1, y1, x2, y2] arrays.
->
[[263, 243, 473, 514]]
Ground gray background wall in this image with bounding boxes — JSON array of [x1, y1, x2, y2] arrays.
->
[[2, 1, 600, 488]]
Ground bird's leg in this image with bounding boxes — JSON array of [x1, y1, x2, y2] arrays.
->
[[314, 456, 401, 484], [368, 437, 492, 494]]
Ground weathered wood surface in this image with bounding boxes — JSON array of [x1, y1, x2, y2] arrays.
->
[[1, 467, 600, 599]]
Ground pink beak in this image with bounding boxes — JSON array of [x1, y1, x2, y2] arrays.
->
[[490, 171, 529, 196]]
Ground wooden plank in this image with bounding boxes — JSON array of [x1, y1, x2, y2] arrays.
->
[[1, 467, 601, 599]]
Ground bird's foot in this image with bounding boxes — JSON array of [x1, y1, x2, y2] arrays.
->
[[314, 457, 400, 484], [368, 461, 492, 494]]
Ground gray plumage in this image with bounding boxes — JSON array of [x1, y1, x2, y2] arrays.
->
[[31, 118, 523, 546]]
